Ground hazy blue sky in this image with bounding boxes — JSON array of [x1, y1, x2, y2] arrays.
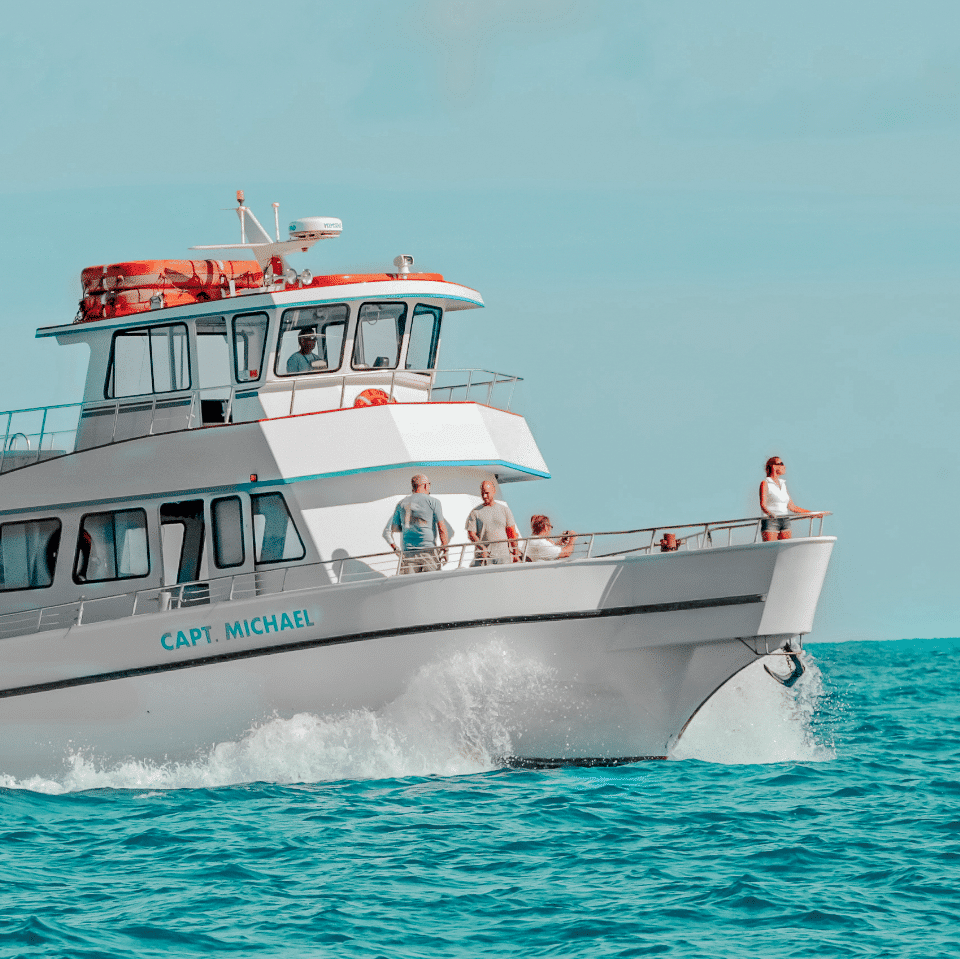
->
[[2, 0, 958, 641]]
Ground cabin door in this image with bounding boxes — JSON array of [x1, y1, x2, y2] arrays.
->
[[160, 500, 206, 587]]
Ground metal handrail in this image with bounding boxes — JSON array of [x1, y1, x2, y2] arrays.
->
[[0, 514, 831, 640], [0, 368, 523, 473]]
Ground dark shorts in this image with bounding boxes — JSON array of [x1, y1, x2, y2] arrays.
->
[[761, 515, 791, 533]]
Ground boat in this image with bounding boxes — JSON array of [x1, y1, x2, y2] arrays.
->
[[0, 193, 835, 778]]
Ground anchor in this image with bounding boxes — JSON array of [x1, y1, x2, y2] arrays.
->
[[764, 644, 805, 688]]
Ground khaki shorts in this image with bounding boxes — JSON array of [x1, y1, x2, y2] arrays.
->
[[400, 548, 441, 574]]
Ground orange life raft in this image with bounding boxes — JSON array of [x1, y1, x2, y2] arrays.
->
[[76, 259, 264, 322]]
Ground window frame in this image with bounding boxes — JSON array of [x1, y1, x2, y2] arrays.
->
[[104, 322, 192, 399], [232, 311, 270, 385], [250, 492, 306, 565], [0, 518, 62, 592], [274, 304, 350, 378], [350, 301, 408, 372], [211, 495, 246, 570], [73, 508, 151, 585], [405, 304, 443, 371]]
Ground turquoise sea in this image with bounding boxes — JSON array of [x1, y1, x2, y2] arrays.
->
[[2, 637, 958, 958]]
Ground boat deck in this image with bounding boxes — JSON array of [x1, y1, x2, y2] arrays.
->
[[0, 515, 831, 640], [0, 368, 522, 472]]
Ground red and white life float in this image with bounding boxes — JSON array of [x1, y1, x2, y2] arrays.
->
[[353, 389, 396, 408]]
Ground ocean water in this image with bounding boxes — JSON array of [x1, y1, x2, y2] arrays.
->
[[2, 637, 958, 958]]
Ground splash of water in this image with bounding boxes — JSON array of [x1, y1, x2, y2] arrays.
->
[[670, 650, 835, 764], [0, 640, 557, 794]]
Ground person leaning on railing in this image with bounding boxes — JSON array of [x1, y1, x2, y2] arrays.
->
[[466, 480, 520, 564], [383, 474, 449, 573], [759, 456, 825, 542], [524, 515, 577, 561]]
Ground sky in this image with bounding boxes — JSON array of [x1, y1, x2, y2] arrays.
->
[[1, 0, 958, 642]]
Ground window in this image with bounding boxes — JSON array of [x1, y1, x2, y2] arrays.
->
[[74, 509, 149, 583], [0, 519, 61, 591], [233, 312, 269, 383], [105, 324, 190, 398], [405, 305, 442, 370], [251, 493, 305, 564], [212, 496, 245, 569], [352, 302, 407, 370], [276, 305, 348, 376]]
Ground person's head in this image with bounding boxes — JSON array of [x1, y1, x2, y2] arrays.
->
[[765, 456, 785, 476], [411, 474, 430, 492], [298, 328, 317, 355], [531, 515, 551, 536], [480, 480, 496, 505]]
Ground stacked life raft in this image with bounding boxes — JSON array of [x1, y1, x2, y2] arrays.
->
[[75, 261, 450, 323], [76, 260, 264, 322]]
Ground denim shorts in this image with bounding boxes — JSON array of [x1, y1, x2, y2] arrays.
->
[[761, 515, 791, 533]]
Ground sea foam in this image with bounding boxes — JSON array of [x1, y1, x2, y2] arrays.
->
[[2, 643, 831, 793]]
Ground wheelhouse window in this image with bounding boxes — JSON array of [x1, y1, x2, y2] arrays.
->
[[105, 323, 190, 398], [74, 509, 149, 583], [352, 302, 407, 370], [251, 493, 305, 564], [405, 304, 442, 370], [0, 519, 61, 591], [233, 312, 269, 383], [276, 305, 348, 376]]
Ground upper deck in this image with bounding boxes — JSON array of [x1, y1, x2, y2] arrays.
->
[[2, 272, 512, 473]]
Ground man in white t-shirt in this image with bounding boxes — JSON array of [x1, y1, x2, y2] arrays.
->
[[465, 480, 520, 564], [524, 515, 577, 561]]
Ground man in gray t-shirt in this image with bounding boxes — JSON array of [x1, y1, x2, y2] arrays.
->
[[383, 474, 449, 573], [465, 480, 520, 565]]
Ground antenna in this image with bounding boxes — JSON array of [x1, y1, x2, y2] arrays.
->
[[191, 191, 343, 275], [237, 190, 246, 244]]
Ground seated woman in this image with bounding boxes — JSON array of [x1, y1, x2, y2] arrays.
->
[[525, 515, 577, 561]]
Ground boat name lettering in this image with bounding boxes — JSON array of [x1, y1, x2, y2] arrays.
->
[[160, 609, 314, 651]]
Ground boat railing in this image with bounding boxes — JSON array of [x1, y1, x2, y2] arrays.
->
[[283, 368, 520, 416], [0, 514, 830, 640], [0, 368, 522, 471]]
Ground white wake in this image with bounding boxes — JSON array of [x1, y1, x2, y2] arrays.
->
[[1, 644, 833, 793], [1, 640, 557, 793], [670, 650, 834, 764]]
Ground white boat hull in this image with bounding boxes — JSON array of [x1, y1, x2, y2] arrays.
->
[[0, 537, 833, 778]]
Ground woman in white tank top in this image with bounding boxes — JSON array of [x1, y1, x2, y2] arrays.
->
[[759, 456, 821, 541]]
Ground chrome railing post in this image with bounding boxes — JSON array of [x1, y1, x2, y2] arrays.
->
[[0, 411, 9, 473], [36, 407, 49, 463], [339, 376, 347, 410], [289, 378, 298, 416]]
